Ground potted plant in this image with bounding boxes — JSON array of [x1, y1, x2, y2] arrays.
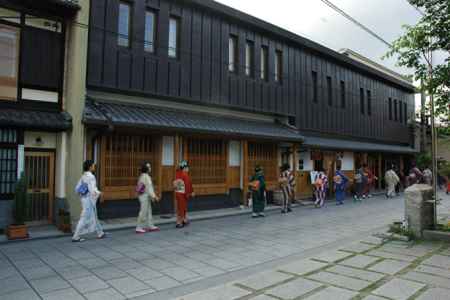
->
[[6, 172, 29, 240]]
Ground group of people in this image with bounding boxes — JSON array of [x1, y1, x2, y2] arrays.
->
[[72, 159, 195, 242]]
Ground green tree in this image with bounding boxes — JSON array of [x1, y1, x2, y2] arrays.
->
[[13, 172, 28, 225], [385, 0, 449, 123]]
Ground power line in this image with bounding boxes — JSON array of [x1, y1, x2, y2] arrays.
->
[[318, 0, 392, 48]]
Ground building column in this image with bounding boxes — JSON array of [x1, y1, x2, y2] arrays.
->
[[55, 132, 68, 223], [378, 153, 382, 190]]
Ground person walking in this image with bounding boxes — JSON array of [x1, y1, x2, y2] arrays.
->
[[334, 166, 349, 205], [72, 160, 106, 242], [314, 168, 328, 208], [353, 165, 365, 202], [250, 166, 266, 217], [407, 162, 423, 186], [279, 164, 292, 214], [385, 165, 400, 198], [423, 166, 433, 186], [173, 160, 194, 228], [135, 162, 160, 234]]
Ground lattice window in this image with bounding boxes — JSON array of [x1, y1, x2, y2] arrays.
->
[[102, 135, 158, 187], [248, 142, 277, 182], [0, 129, 17, 197], [186, 138, 227, 185]]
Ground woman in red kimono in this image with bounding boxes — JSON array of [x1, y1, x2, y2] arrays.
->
[[174, 160, 194, 228]]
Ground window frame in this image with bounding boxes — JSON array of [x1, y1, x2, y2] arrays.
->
[[367, 90, 372, 116], [0, 129, 18, 199], [228, 35, 238, 73], [144, 10, 157, 53], [394, 99, 398, 121], [326, 76, 332, 106], [245, 40, 254, 77], [117, 1, 132, 48], [0, 23, 21, 102], [168, 16, 180, 59], [399, 100, 403, 123], [340, 80, 345, 108], [404, 102, 408, 124], [388, 98, 393, 120], [274, 50, 283, 84], [260, 45, 268, 81], [312, 71, 318, 103], [360, 88, 365, 115]]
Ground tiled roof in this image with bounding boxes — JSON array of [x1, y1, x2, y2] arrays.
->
[[0, 109, 72, 131], [303, 135, 417, 154], [83, 100, 304, 142]]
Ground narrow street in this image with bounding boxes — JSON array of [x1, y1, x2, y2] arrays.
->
[[0, 195, 406, 300]]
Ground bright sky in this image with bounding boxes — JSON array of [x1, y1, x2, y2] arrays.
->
[[215, 0, 425, 109]]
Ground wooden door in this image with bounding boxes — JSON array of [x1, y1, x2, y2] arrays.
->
[[25, 151, 55, 224]]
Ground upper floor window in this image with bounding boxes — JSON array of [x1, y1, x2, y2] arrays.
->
[[360, 88, 365, 114], [0, 24, 20, 101], [340, 81, 345, 108], [144, 10, 156, 53], [367, 90, 372, 116], [118, 2, 131, 47], [394, 99, 398, 121], [168, 17, 179, 58], [228, 35, 238, 73], [399, 100, 403, 123], [260, 46, 268, 80], [0, 129, 17, 197], [388, 98, 393, 120], [274, 50, 283, 83], [404, 102, 408, 124], [326, 76, 332, 106], [245, 40, 254, 77], [312, 71, 318, 103]]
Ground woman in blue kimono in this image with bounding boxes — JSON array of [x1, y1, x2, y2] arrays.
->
[[249, 166, 266, 218], [334, 165, 349, 205]]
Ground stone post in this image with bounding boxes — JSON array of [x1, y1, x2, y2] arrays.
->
[[404, 184, 434, 238]]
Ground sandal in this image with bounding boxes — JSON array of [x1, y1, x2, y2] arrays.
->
[[72, 238, 85, 243], [97, 233, 107, 239], [176, 223, 184, 229]]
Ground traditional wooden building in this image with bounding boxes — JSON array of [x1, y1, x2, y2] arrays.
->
[[77, 0, 417, 218], [0, 0, 79, 228]]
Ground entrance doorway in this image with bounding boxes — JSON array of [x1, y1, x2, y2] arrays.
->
[[24, 151, 55, 224]]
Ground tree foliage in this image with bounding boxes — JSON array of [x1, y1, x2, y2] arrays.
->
[[386, 0, 449, 123]]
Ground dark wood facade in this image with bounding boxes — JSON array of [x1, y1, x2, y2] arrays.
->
[[87, 0, 415, 146]]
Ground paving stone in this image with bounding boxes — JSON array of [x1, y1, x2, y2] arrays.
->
[[339, 255, 380, 269], [109, 258, 142, 271], [327, 265, 385, 282], [248, 295, 278, 300], [69, 275, 109, 294], [30, 276, 70, 294], [402, 271, 450, 289], [0, 266, 19, 280], [91, 266, 128, 280], [362, 296, 387, 300], [307, 271, 372, 291], [312, 250, 353, 263], [144, 275, 181, 291], [359, 236, 384, 245], [422, 255, 450, 269], [141, 258, 176, 270], [368, 259, 411, 275], [107, 276, 149, 296], [0, 275, 30, 295], [22, 265, 57, 280], [57, 266, 93, 280], [378, 244, 432, 257], [126, 266, 164, 281], [176, 284, 251, 300], [265, 278, 322, 299], [0, 289, 40, 300], [41, 288, 85, 300], [340, 242, 377, 253], [161, 266, 201, 282], [191, 266, 225, 277], [85, 288, 126, 300], [304, 286, 358, 300], [125, 288, 155, 298], [278, 259, 328, 275], [366, 250, 417, 262], [239, 270, 293, 290], [79, 258, 109, 269], [415, 264, 450, 279], [416, 288, 450, 300], [372, 278, 425, 300]]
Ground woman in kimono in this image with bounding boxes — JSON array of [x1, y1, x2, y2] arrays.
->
[[334, 166, 349, 205], [72, 160, 106, 242], [174, 160, 194, 228], [250, 166, 266, 218], [279, 164, 292, 214], [314, 168, 328, 208], [385, 165, 400, 198], [135, 162, 160, 234]]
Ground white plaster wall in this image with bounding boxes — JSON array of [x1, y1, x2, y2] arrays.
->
[[24, 131, 57, 149]]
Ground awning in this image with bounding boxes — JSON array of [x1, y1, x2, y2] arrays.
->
[[83, 100, 304, 142], [0, 108, 72, 131], [303, 135, 417, 154]]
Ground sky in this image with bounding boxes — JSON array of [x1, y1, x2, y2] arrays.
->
[[215, 0, 423, 78]]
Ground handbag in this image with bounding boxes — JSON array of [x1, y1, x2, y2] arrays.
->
[[76, 181, 89, 196], [249, 180, 260, 191], [136, 182, 146, 194]]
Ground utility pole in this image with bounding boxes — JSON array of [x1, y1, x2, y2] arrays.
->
[[420, 82, 427, 152], [428, 51, 438, 227]]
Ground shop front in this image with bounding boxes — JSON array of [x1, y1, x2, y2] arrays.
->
[[82, 99, 303, 219]]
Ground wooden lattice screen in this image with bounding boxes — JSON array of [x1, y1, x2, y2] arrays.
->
[[185, 138, 227, 185], [248, 142, 278, 182], [102, 135, 158, 188]]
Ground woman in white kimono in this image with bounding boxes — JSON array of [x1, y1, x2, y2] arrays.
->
[[72, 160, 106, 242], [135, 162, 160, 234]]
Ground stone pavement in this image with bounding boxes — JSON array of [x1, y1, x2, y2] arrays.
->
[[0, 193, 448, 300]]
